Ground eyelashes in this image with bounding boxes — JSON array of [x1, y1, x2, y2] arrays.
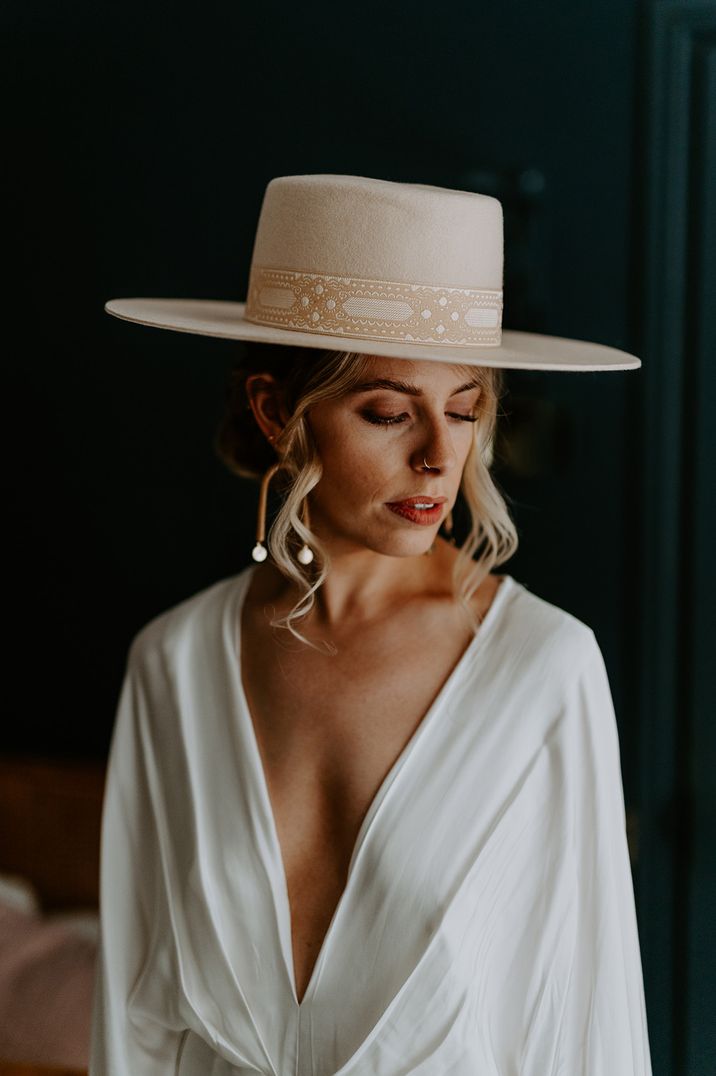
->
[[361, 410, 479, 427]]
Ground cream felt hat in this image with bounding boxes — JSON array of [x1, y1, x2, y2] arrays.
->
[[105, 173, 640, 372]]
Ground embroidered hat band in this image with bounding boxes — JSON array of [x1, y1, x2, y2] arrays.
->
[[245, 267, 504, 347]]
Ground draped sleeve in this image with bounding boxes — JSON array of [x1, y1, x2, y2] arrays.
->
[[88, 635, 187, 1075], [547, 630, 652, 1075]]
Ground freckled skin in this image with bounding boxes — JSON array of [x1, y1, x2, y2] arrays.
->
[[300, 357, 479, 567]]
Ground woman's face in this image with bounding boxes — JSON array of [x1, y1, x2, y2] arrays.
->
[[306, 356, 482, 558]]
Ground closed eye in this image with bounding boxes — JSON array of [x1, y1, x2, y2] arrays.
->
[[361, 411, 479, 426]]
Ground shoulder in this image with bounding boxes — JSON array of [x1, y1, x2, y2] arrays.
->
[[496, 576, 599, 682], [126, 564, 252, 672], [480, 579, 617, 753]]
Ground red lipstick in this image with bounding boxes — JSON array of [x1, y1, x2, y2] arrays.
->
[[385, 495, 447, 526]]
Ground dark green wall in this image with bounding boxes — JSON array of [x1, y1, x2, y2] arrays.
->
[[3, 1, 714, 1071], [634, 4, 716, 1073]]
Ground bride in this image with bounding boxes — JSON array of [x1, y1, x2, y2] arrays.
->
[[90, 172, 652, 1075]]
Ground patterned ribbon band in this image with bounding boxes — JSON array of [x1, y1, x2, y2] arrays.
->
[[244, 267, 504, 347]]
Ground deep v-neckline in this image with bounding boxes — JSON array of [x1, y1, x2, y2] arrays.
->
[[232, 563, 514, 1011]]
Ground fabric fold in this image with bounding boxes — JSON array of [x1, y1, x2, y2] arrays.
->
[[89, 565, 652, 1075]]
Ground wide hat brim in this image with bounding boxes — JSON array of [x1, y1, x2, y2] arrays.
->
[[104, 297, 641, 372]]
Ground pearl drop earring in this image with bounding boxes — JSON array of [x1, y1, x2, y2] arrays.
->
[[251, 433, 314, 566]]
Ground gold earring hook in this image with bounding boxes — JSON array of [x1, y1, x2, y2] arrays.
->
[[252, 459, 282, 562]]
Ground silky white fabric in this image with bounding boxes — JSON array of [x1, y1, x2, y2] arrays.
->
[[89, 564, 653, 1075]]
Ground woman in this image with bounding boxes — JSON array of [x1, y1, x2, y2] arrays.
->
[[90, 174, 653, 1074]]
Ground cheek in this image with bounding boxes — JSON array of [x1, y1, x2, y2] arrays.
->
[[320, 448, 391, 496], [312, 434, 398, 504]]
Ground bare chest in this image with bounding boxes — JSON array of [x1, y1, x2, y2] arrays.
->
[[240, 581, 500, 1003]]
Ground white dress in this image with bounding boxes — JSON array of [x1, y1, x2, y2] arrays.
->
[[89, 563, 653, 1075]]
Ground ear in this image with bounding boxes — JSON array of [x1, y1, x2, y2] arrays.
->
[[245, 372, 291, 443]]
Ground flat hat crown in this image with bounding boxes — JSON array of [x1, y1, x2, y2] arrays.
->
[[244, 174, 505, 348]]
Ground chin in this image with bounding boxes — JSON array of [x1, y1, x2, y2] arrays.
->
[[368, 533, 438, 558]]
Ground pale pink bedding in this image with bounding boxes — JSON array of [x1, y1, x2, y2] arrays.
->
[[0, 874, 97, 1067]]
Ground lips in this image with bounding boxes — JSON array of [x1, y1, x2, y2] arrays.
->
[[386, 496, 447, 507], [385, 499, 446, 526]]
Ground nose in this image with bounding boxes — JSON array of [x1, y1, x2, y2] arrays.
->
[[412, 419, 461, 474]]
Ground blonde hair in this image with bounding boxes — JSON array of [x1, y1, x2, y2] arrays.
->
[[215, 341, 519, 653]]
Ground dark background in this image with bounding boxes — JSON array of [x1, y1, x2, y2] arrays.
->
[[3, 1, 714, 1073]]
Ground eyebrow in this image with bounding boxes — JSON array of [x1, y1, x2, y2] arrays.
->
[[347, 378, 480, 398]]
